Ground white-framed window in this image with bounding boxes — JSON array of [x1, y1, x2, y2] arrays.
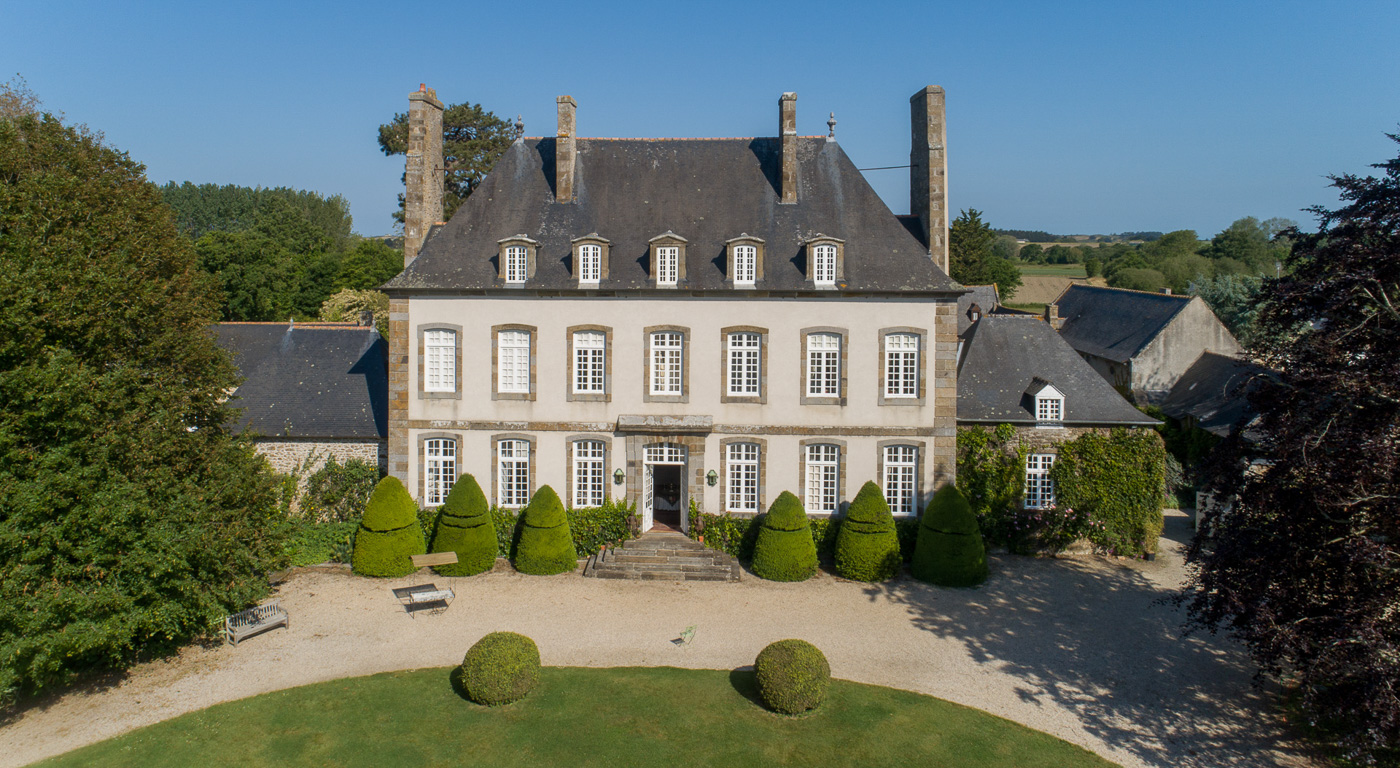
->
[[1025, 453, 1056, 510], [650, 331, 683, 395], [573, 331, 606, 394], [424, 329, 456, 392], [883, 445, 918, 516], [726, 442, 760, 513], [497, 330, 530, 393], [505, 245, 528, 283], [498, 439, 531, 508], [727, 332, 760, 396], [805, 443, 840, 514], [813, 244, 837, 285], [1037, 395, 1063, 423], [577, 243, 601, 284], [733, 244, 756, 285], [655, 246, 679, 285], [572, 440, 605, 508], [644, 443, 685, 464], [424, 438, 457, 507], [806, 333, 841, 396], [884, 333, 919, 398]]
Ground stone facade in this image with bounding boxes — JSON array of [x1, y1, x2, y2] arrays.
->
[[254, 438, 388, 476]]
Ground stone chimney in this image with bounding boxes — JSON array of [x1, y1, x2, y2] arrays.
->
[[556, 95, 577, 203], [910, 86, 949, 275], [358, 310, 375, 328], [1045, 302, 1064, 330], [403, 84, 444, 267], [779, 92, 797, 204]]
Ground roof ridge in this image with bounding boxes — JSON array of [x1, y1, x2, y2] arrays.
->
[[525, 136, 827, 142], [1068, 283, 1191, 301], [217, 321, 366, 328]]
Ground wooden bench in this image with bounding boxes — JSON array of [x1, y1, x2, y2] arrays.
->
[[392, 583, 455, 617], [411, 552, 459, 569], [225, 600, 288, 645]]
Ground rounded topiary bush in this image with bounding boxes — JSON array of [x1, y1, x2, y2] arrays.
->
[[513, 485, 577, 575], [352, 476, 426, 577], [461, 631, 541, 706], [428, 473, 498, 576], [834, 481, 901, 582], [912, 485, 988, 587], [754, 639, 831, 714], [751, 491, 818, 582]]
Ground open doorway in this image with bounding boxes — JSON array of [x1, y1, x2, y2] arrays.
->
[[650, 464, 683, 531]]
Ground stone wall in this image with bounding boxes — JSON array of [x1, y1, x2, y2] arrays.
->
[[254, 438, 388, 476]]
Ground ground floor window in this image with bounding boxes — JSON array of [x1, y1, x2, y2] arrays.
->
[[882, 445, 917, 515], [1025, 453, 1056, 509], [726, 442, 760, 513], [498, 439, 531, 508], [805, 443, 841, 514], [424, 438, 456, 507], [572, 440, 605, 508]]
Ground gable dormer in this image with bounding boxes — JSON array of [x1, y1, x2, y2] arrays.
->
[[804, 234, 845, 288], [497, 235, 538, 285], [648, 231, 687, 287], [1026, 377, 1065, 427], [725, 234, 764, 287], [571, 233, 610, 286], [967, 302, 983, 324]]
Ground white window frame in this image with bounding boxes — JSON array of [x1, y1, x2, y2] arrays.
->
[[424, 329, 456, 393], [572, 440, 606, 508], [505, 245, 528, 284], [655, 246, 679, 286], [813, 244, 837, 285], [733, 244, 756, 285], [497, 330, 531, 394], [1036, 395, 1064, 425], [650, 331, 683, 396], [578, 243, 601, 284], [424, 438, 457, 507], [726, 442, 760, 513], [883, 445, 917, 516], [805, 443, 840, 514], [572, 331, 606, 394], [1025, 453, 1056, 509], [806, 333, 841, 397], [498, 439, 531, 509], [884, 333, 919, 398], [727, 332, 761, 396]]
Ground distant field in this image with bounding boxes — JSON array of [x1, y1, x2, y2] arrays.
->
[[1018, 264, 1088, 278]]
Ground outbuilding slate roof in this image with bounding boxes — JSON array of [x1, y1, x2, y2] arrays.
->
[[383, 137, 960, 294], [1054, 284, 1193, 362], [958, 315, 1158, 426], [956, 284, 1001, 335], [1161, 352, 1269, 437], [215, 323, 388, 440]]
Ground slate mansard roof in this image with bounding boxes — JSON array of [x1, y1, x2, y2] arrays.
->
[[383, 136, 961, 294], [1054, 284, 1194, 362], [215, 323, 388, 440], [958, 315, 1157, 426]]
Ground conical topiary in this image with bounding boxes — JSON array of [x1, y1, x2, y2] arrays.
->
[[834, 481, 901, 582], [751, 491, 818, 582], [352, 476, 426, 577], [429, 473, 498, 576], [513, 485, 577, 575], [912, 485, 988, 587]]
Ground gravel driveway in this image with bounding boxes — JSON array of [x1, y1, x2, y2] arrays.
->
[[1, 511, 1316, 768]]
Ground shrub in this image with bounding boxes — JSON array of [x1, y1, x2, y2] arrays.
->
[[912, 485, 988, 587], [284, 519, 358, 566], [352, 476, 425, 577], [300, 457, 380, 523], [513, 486, 577, 575], [751, 492, 818, 582], [754, 639, 831, 714], [429, 474, 498, 576], [461, 632, 540, 706], [834, 481, 901, 582]]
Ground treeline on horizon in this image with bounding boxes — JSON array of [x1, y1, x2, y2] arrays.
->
[[993, 229, 1165, 243]]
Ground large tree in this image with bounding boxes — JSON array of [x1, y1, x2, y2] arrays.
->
[[1184, 135, 1400, 762], [949, 209, 1022, 300], [377, 100, 515, 224], [0, 106, 285, 699]]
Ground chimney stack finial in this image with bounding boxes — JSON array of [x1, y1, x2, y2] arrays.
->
[[827, 111, 837, 140], [514, 114, 524, 140]]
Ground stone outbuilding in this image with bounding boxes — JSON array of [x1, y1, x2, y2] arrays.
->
[[1160, 351, 1271, 440]]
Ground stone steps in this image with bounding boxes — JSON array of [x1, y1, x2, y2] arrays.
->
[[584, 532, 741, 582]]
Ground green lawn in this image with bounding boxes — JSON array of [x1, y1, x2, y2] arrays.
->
[[1018, 263, 1088, 277], [41, 667, 1118, 768]]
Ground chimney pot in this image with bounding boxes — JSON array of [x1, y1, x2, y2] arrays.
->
[[779, 92, 798, 204], [556, 96, 577, 203]]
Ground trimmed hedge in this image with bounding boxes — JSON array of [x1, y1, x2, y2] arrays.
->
[[751, 492, 818, 582], [352, 476, 425, 577], [513, 486, 577, 575], [429, 474, 497, 576], [834, 481, 901, 582], [912, 485, 988, 587], [461, 632, 540, 706], [490, 498, 633, 560], [688, 506, 918, 566], [754, 639, 831, 714]]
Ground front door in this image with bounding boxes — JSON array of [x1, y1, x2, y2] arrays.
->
[[642, 462, 654, 532], [642, 443, 687, 533]]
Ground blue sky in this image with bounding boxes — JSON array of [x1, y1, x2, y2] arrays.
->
[[4, 0, 1397, 237]]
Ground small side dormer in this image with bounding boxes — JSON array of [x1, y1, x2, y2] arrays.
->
[[571, 233, 610, 286], [725, 234, 764, 287], [648, 231, 688, 288], [804, 234, 845, 288], [497, 235, 539, 285], [968, 302, 983, 324], [1027, 377, 1065, 427]]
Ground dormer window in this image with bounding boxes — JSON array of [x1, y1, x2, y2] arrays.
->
[[805, 235, 845, 287], [1027, 379, 1065, 428], [726, 234, 764, 287], [571, 234, 610, 286], [968, 303, 983, 323], [648, 232, 688, 288], [497, 235, 538, 285]]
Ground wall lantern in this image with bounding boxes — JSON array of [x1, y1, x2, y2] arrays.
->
[[706, 469, 719, 486], [613, 468, 625, 485]]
